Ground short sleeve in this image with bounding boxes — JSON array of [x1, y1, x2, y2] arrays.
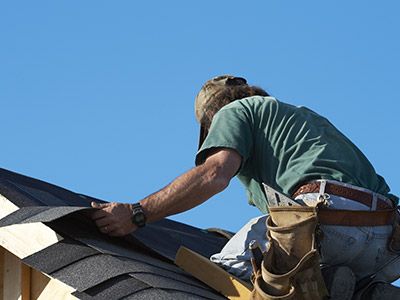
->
[[195, 103, 253, 167]]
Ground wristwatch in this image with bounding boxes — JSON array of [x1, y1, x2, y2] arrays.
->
[[131, 203, 147, 228]]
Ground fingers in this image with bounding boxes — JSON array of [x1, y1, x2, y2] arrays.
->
[[98, 222, 137, 236], [90, 202, 113, 220], [94, 217, 109, 228], [91, 201, 108, 209], [90, 209, 108, 220], [98, 222, 118, 234], [108, 224, 138, 237], [89, 202, 137, 237]]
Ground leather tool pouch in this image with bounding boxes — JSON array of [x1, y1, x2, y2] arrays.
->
[[388, 209, 400, 253], [250, 206, 328, 300]]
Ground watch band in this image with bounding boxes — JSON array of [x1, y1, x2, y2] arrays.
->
[[131, 202, 146, 228]]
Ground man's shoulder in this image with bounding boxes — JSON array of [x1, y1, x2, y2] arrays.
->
[[220, 96, 279, 113], [237, 95, 278, 106]]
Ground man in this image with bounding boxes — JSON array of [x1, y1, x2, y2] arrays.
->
[[91, 75, 399, 299]]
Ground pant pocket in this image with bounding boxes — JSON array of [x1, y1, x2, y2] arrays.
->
[[319, 225, 365, 265]]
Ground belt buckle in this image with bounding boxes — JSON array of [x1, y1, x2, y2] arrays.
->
[[318, 193, 331, 207]]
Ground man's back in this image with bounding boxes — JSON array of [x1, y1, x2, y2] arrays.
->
[[196, 96, 395, 212]]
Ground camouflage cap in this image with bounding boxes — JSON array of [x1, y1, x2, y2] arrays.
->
[[195, 75, 248, 125], [195, 75, 248, 150]]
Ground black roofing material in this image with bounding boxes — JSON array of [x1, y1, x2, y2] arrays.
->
[[72, 275, 150, 300], [73, 274, 222, 300], [21, 227, 221, 299], [135, 219, 228, 261], [50, 254, 142, 291], [0, 206, 49, 226], [0, 167, 106, 207], [127, 260, 208, 289], [0, 206, 92, 228], [0, 178, 42, 207], [47, 214, 176, 270], [50, 212, 227, 263], [23, 238, 99, 274], [50, 252, 220, 297], [0, 204, 228, 264], [0, 168, 228, 264], [123, 288, 209, 300], [129, 273, 225, 300], [0, 167, 230, 300], [11, 181, 68, 206]]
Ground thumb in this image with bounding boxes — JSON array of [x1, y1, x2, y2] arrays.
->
[[91, 201, 108, 209]]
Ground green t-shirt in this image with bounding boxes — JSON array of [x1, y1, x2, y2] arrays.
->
[[196, 96, 398, 213]]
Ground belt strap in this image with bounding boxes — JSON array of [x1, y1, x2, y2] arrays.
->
[[292, 181, 392, 210], [317, 208, 396, 226]]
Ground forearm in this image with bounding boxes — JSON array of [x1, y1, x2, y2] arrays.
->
[[140, 162, 229, 222], [90, 148, 241, 236]]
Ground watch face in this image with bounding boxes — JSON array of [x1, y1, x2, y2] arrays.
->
[[134, 214, 145, 223]]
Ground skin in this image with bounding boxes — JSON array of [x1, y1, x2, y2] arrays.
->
[[90, 148, 242, 236]]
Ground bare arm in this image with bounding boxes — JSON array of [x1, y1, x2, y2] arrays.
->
[[91, 148, 242, 236]]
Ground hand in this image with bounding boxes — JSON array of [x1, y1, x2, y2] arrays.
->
[[90, 202, 137, 236]]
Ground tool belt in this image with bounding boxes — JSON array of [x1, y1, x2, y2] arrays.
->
[[292, 180, 397, 227], [318, 208, 396, 226], [251, 181, 399, 299], [292, 181, 393, 210], [251, 206, 328, 300]]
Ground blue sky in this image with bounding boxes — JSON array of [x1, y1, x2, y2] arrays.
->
[[1, 1, 399, 235]]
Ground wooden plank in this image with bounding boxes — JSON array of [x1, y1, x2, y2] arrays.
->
[[175, 246, 253, 300], [0, 223, 62, 259], [0, 194, 19, 219], [3, 250, 22, 300], [21, 264, 31, 300], [0, 195, 75, 299], [0, 195, 63, 259], [31, 268, 77, 300], [0, 251, 76, 300], [30, 268, 50, 300]]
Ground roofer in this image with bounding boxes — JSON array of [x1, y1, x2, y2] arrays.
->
[[91, 75, 399, 299]]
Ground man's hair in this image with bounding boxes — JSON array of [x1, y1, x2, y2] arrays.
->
[[200, 84, 269, 129]]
